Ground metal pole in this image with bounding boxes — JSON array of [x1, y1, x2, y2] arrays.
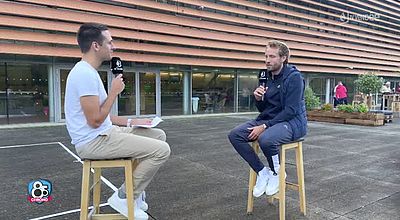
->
[[5, 62, 9, 124]]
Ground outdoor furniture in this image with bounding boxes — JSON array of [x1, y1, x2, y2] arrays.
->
[[80, 158, 138, 220], [369, 110, 393, 123], [247, 139, 306, 220]]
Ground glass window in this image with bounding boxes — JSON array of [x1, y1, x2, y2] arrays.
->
[[192, 67, 235, 114], [238, 70, 258, 112], [6, 64, 49, 124], [309, 78, 326, 104], [139, 72, 156, 115], [118, 72, 136, 116], [0, 63, 6, 124], [161, 71, 183, 116]]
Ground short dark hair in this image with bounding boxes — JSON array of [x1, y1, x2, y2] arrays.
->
[[267, 40, 290, 65], [77, 23, 108, 53]]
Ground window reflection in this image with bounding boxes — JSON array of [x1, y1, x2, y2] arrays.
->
[[161, 71, 183, 116], [192, 68, 235, 114], [238, 71, 258, 112], [0, 63, 49, 124]]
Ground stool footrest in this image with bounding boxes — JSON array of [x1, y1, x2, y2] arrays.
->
[[91, 213, 127, 220], [268, 182, 299, 200], [286, 182, 299, 190]]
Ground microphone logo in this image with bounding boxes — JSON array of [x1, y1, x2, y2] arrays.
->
[[111, 57, 123, 75], [258, 69, 267, 101], [258, 69, 267, 86]]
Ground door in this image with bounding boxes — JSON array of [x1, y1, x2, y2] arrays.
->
[[137, 70, 161, 116]]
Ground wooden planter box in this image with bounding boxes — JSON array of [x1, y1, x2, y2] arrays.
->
[[307, 110, 385, 126]]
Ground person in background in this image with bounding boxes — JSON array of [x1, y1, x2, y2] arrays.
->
[[380, 82, 392, 110], [380, 82, 392, 94], [395, 84, 400, 93], [334, 81, 348, 107]]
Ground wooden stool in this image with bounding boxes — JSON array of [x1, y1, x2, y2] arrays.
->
[[80, 158, 139, 220], [247, 139, 306, 220]]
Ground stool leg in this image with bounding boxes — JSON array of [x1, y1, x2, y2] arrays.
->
[[279, 148, 286, 220], [92, 168, 101, 214], [80, 161, 91, 220], [247, 142, 259, 214], [125, 160, 135, 220], [296, 142, 306, 215]]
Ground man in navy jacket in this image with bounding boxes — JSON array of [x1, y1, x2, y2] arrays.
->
[[228, 40, 307, 197]]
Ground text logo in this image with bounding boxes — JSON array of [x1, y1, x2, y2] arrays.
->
[[340, 12, 380, 23], [27, 179, 53, 204], [116, 60, 122, 68]]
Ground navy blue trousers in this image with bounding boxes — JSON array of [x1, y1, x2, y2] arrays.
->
[[228, 120, 293, 173]]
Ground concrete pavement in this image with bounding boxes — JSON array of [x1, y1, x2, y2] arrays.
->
[[0, 114, 399, 219]]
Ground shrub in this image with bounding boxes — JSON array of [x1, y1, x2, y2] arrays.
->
[[354, 103, 368, 113], [321, 103, 333, 111], [354, 72, 383, 95], [305, 87, 320, 110], [337, 104, 355, 113]]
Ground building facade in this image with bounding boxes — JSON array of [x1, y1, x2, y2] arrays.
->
[[1, 0, 400, 124]]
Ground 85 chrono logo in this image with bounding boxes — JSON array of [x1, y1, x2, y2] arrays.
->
[[27, 179, 53, 204]]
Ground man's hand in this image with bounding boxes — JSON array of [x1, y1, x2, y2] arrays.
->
[[131, 118, 152, 126], [247, 124, 266, 140], [254, 86, 267, 101], [109, 74, 125, 97]]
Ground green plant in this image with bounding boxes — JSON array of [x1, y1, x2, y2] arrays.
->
[[321, 103, 333, 111], [354, 72, 383, 95], [337, 104, 355, 113], [354, 103, 368, 113], [304, 87, 320, 110]]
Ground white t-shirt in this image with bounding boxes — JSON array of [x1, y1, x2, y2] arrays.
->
[[64, 61, 112, 148]]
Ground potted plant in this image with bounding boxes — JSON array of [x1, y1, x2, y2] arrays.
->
[[304, 87, 320, 110], [354, 72, 383, 109]]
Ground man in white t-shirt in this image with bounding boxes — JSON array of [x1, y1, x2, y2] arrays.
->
[[65, 23, 170, 219]]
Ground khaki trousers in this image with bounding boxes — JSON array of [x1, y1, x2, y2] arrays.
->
[[76, 126, 171, 199]]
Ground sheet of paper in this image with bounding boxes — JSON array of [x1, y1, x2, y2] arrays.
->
[[134, 116, 163, 128]]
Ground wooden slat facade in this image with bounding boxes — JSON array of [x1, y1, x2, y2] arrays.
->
[[1, 0, 400, 76]]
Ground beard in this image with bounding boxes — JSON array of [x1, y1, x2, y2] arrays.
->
[[266, 63, 281, 72]]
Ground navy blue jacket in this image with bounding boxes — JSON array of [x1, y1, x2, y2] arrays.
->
[[255, 65, 307, 140]]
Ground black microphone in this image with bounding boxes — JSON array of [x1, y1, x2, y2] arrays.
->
[[110, 57, 124, 96], [258, 69, 267, 101], [110, 57, 123, 75]]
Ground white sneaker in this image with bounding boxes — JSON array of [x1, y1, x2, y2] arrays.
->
[[253, 167, 270, 197], [265, 171, 287, 196], [107, 191, 148, 220], [136, 191, 148, 211]]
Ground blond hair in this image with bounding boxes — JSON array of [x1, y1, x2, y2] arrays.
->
[[267, 40, 290, 65]]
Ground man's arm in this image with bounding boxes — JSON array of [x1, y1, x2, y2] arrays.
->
[[110, 115, 152, 127], [81, 94, 118, 128], [80, 74, 124, 128]]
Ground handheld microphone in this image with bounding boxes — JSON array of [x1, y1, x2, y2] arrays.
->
[[111, 57, 123, 75], [110, 57, 124, 96], [258, 69, 267, 101]]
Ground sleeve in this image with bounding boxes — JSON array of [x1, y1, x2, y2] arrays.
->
[[255, 99, 266, 112], [75, 70, 99, 97], [264, 73, 304, 127]]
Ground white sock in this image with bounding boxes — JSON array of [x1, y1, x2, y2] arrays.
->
[[272, 154, 280, 174]]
